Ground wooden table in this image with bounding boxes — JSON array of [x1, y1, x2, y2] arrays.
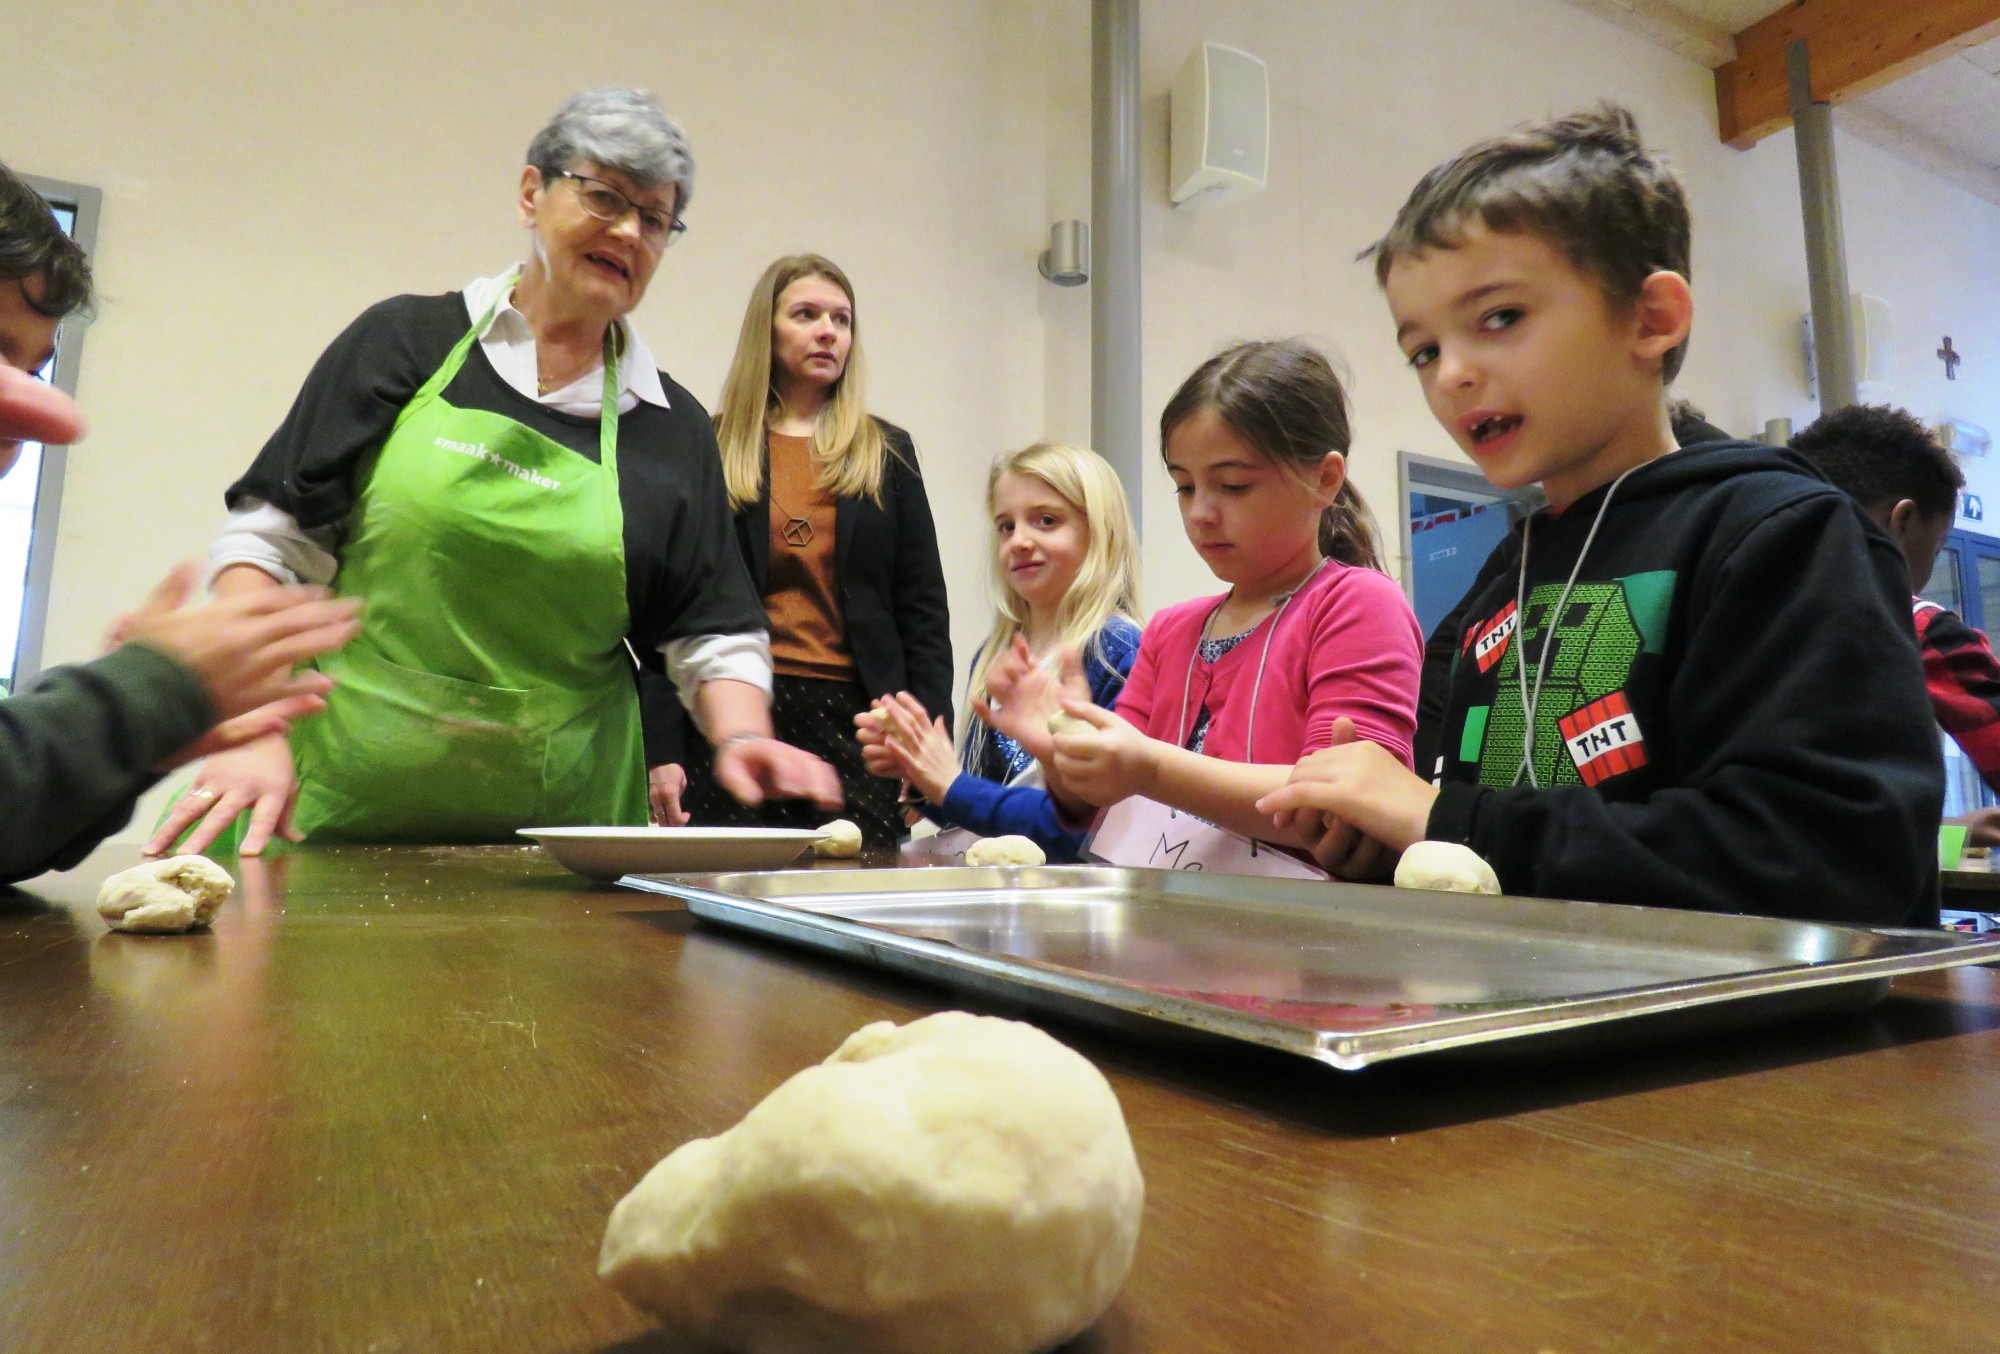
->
[[4, 845, 1999, 1353]]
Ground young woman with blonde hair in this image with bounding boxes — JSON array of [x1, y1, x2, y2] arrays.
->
[[860, 441, 1141, 861], [667, 254, 950, 848]]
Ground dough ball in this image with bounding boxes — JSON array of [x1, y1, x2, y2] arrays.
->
[[1394, 840, 1502, 895], [599, 1012, 1144, 1354], [963, 835, 1046, 868], [1047, 710, 1088, 736], [814, 819, 863, 858], [855, 708, 890, 742], [96, 855, 235, 933]]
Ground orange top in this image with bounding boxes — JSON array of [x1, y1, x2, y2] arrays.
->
[[764, 432, 855, 681]]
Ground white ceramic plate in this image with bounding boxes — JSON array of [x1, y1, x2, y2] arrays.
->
[[519, 826, 823, 880]]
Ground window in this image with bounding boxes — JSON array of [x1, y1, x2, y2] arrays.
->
[[3, 174, 99, 695], [1396, 452, 1539, 640]]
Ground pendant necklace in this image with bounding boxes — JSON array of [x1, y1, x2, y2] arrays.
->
[[770, 488, 813, 548]]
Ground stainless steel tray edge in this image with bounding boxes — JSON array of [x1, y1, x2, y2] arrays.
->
[[626, 874, 2000, 1071]]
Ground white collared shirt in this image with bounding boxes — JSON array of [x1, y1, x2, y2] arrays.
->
[[208, 268, 772, 728], [458, 269, 672, 416]]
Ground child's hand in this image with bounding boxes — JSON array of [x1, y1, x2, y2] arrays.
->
[[1048, 698, 1156, 808], [972, 637, 1086, 762], [1255, 723, 1439, 880], [876, 692, 959, 805], [854, 700, 900, 777]]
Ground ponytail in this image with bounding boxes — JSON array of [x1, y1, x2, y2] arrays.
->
[[1319, 480, 1382, 571]]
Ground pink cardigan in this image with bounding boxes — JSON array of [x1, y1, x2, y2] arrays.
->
[[1112, 561, 1421, 768]]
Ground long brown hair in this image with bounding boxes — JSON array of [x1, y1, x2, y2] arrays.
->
[[714, 254, 888, 508], [1158, 339, 1383, 571]]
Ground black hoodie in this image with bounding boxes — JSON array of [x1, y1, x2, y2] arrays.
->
[[1416, 439, 1942, 926]]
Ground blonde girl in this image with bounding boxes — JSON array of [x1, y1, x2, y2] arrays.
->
[[861, 442, 1140, 861]]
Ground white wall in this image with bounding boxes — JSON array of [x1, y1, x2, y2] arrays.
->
[[4, 0, 1061, 688], [1129, 0, 2000, 606], [6, 0, 1999, 841]]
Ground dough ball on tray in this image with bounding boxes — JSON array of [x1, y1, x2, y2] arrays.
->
[[964, 835, 1046, 868], [599, 1011, 1144, 1354], [1394, 840, 1501, 895], [96, 855, 234, 933]]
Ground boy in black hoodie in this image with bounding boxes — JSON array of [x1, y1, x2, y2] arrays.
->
[[1257, 107, 1942, 926]]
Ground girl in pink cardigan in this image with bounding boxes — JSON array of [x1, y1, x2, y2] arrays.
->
[[983, 339, 1421, 850]]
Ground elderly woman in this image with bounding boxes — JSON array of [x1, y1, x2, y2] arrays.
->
[[152, 88, 838, 853]]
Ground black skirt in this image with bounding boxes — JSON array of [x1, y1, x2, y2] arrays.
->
[[679, 674, 905, 850]]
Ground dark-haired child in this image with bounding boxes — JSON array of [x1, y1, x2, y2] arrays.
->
[[983, 338, 1421, 851], [1259, 107, 1942, 925], [1792, 403, 2000, 796]]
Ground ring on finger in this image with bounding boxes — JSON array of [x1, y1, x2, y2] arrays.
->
[[187, 787, 219, 803]]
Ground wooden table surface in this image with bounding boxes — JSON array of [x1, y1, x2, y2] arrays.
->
[[4, 844, 1999, 1354]]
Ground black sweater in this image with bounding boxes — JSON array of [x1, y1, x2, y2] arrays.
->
[[0, 644, 213, 885], [645, 423, 953, 765], [226, 293, 767, 658], [1419, 440, 1942, 926]]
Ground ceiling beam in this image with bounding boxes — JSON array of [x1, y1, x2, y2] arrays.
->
[[1718, 0, 2000, 149]]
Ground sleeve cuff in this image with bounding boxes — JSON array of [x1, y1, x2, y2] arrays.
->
[[661, 632, 773, 712], [206, 498, 340, 589], [1426, 780, 1486, 846]]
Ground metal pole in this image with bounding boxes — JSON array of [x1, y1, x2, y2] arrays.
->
[[1092, 0, 1143, 510], [1787, 37, 1858, 412]]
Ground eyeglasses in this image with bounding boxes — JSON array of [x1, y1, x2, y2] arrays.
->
[[548, 170, 686, 249]]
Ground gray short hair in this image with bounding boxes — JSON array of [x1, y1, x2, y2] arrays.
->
[[526, 87, 694, 215]]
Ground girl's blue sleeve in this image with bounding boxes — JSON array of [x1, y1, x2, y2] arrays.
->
[[934, 775, 1091, 862], [925, 620, 1143, 863]]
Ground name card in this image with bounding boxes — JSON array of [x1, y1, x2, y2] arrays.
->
[[1086, 796, 1330, 880]]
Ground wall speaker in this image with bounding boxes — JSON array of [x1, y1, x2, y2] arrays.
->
[[1169, 42, 1268, 210], [1802, 293, 1894, 400]]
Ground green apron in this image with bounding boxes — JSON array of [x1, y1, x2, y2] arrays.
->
[[288, 278, 647, 841]]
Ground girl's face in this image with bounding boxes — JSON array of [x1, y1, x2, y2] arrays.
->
[[1165, 408, 1342, 588], [992, 471, 1088, 619], [770, 275, 854, 392]]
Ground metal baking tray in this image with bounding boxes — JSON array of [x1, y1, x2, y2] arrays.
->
[[620, 866, 2000, 1070]]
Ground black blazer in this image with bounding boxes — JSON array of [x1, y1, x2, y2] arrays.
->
[[641, 420, 954, 765]]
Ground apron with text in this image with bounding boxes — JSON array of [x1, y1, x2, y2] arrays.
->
[[290, 283, 646, 841]]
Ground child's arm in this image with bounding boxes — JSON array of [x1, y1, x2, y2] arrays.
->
[[1049, 702, 1326, 847], [1916, 606, 2000, 794], [869, 693, 1092, 859]]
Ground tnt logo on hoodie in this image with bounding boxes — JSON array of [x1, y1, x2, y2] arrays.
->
[[1559, 691, 1647, 786], [1466, 601, 1517, 673]]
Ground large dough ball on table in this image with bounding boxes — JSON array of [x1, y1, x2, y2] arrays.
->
[[963, 834, 1046, 868], [599, 1011, 1145, 1354], [96, 855, 235, 933], [1394, 840, 1501, 895]]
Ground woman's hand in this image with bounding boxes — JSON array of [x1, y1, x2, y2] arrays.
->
[[647, 763, 690, 825], [1047, 698, 1157, 809], [972, 637, 1086, 764], [873, 692, 958, 805], [145, 732, 301, 858], [712, 736, 843, 810]]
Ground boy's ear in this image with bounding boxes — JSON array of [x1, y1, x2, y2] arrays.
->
[[1630, 270, 1693, 368], [1887, 497, 1921, 540]]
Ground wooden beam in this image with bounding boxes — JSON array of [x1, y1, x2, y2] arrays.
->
[[1717, 0, 2000, 149]]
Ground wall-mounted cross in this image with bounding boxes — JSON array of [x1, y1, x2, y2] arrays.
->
[[1939, 336, 1962, 381]]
